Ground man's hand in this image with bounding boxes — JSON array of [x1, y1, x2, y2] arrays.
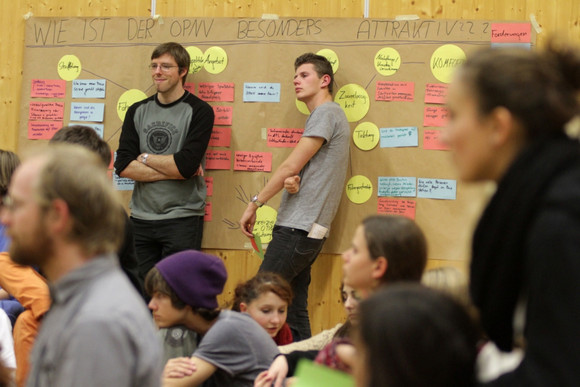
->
[[284, 175, 301, 194], [193, 165, 204, 176], [163, 357, 197, 379], [240, 203, 258, 238]]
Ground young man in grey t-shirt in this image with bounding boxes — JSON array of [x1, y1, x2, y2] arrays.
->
[[240, 53, 350, 341]]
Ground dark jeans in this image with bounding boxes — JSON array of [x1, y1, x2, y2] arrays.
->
[[131, 216, 204, 283], [259, 225, 326, 341]]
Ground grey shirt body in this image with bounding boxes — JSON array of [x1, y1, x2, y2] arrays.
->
[[27, 255, 162, 387]]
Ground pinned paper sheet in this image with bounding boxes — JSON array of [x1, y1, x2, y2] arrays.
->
[[184, 83, 196, 94], [374, 47, 401, 76], [205, 150, 231, 170], [491, 23, 531, 43], [186, 46, 205, 74], [353, 122, 379, 151], [113, 174, 135, 191], [378, 176, 417, 197], [29, 102, 65, 121], [204, 177, 213, 196], [28, 121, 62, 140], [213, 106, 233, 126], [430, 44, 466, 84], [293, 359, 354, 387], [377, 198, 416, 219], [253, 205, 277, 244], [423, 129, 450, 150], [295, 99, 310, 115], [423, 106, 449, 127], [70, 102, 105, 122], [243, 83, 281, 103], [72, 79, 106, 99], [424, 83, 448, 104], [117, 89, 147, 121], [204, 202, 212, 221], [345, 175, 373, 204], [209, 127, 232, 147], [198, 82, 234, 102], [267, 128, 304, 147], [417, 178, 456, 200], [375, 81, 414, 102], [380, 127, 418, 148], [234, 151, 272, 172], [31, 79, 66, 98], [317, 48, 339, 73], [204, 46, 228, 74], [334, 84, 370, 122], [57, 54, 82, 81]]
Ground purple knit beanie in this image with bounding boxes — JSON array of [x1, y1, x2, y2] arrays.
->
[[155, 250, 227, 309]]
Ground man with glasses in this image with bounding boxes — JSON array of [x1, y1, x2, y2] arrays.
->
[[115, 42, 214, 284]]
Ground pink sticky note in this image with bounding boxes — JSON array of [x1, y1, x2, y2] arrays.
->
[[184, 83, 195, 94], [491, 23, 531, 43], [213, 106, 233, 126], [204, 177, 213, 196], [28, 121, 63, 140], [375, 81, 414, 102], [423, 106, 449, 127], [198, 83, 235, 102], [209, 127, 231, 147], [424, 83, 448, 104], [267, 128, 304, 148], [204, 201, 212, 221], [423, 130, 450, 151], [205, 150, 231, 170], [31, 79, 66, 98], [377, 198, 416, 219], [29, 102, 65, 121], [234, 151, 272, 172]]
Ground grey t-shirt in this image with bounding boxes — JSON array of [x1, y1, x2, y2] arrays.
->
[[193, 310, 279, 387], [276, 101, 350, 233]]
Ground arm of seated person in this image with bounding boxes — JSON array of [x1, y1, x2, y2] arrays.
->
[[163, 356, 215, 387]]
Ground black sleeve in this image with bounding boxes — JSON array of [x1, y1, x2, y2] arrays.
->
[[285, 350, 318, 377], [114, 103, 141, 176]]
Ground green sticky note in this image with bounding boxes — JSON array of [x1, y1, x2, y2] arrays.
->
[[292, 359, 354, 387]]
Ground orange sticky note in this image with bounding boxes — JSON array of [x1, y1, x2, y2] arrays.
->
[[213, 106, 233, 126], [204, 202, 212, 221], [28, 121, 63, 140], [198, 82, 234, 102], [375, 81, 414, 102], [423, 129, 450, 150], [184, 83, 195, 94], [31, 79, 66, 98], [204, 177, 213, 196], [423, 106, 449, 127], [29, 102, 65, 121], [377, 198, 416, 219], [267, 128, 304, 148], [491, 23, 531, 43], [424, 83, 448, 104], [234, 151, 272, 172], [205, 150, 231, 170], [209, 127, 231, 147]]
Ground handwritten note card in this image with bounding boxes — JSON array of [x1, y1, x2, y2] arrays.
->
[[423, 106, 449, 127], [31, 79, 66, 98], [67, 122, 104, 138], [417, 178, 456, 200], [28, 121, 63, 140], [424, 83, 448, 104], [184, 83, 195, 94], [378, 177, 417, 197], [243, 83, 281, 103], [377, 198, 416, 219], [198, 82, 234, 102], [72, 79, 106, 99], [113, 174, 135, 191], [423, 129, 450, 150], [213, 106, 233, 126], [375, 81, 414, 102], [380, 127, 418, 148], [267, 128, 304, 148], [70, 102, 105, 122], [234, 151, 272, 172], [491, 23, 531, 43], [209, 127, 232, 147], [204, 202, 212, 221], [204, 177, 213, 196], [29, 102, 65, 121], [205, 150, 231, 170]]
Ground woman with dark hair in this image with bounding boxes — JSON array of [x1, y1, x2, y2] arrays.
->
[[354, 284, 478, 387], [444, 41, 580, 384]]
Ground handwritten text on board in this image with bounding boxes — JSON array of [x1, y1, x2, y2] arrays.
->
[[267, 128, 304, 147], [417, 178, 456, 200], [234, 151, 272, 172], [378, 177, 417, 197], [31, 79, 66, 98], [377, 198, 416, 219]]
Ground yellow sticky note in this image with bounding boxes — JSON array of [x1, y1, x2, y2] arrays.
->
[[430, 44, 466, 84], [295, 99, 310, 115], [203, 46, 228, 74], [353, 122, 379, 151], [334, 84, 370, 122], [317, 48, 339, 74], [57, 55, 82, 81], [186, 46, 205, 74], [117, 89, 147, 122], [374, 47, 401, 76], [254, 205, 277, 244], [346, 175, 373, 204]]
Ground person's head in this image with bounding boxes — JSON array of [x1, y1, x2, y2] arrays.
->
[[342, 215, 427, 295], [333, 282, 362, 339], [1, 145, 124, 272], [294, 53, 334, 102], [150, 42, 190, 86], [444, 41, 580, 182], [0, 150, 20, 199], [145, 250, 227, 329], [354, 284, 478, 387], [50, 125, 111, 168], [422, 266, 469, 306], [232, 272, 292, 338]]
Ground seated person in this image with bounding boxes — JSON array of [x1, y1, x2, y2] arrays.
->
[[145, 250, 280, 386], [0, 309, 15, 384], [232, 272, 293, 345]]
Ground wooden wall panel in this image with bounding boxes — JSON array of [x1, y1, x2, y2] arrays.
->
[[2, 0, 578, 334]]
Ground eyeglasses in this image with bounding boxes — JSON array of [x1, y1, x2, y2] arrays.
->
[[148, 63, 179, 72]]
